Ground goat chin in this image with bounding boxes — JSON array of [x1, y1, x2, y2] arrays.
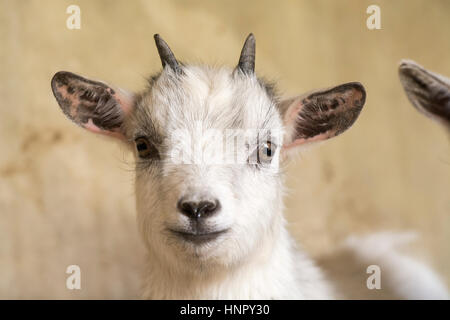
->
[[140, 225, 335, 300]]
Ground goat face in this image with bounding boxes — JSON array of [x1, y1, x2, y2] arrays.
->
[[51, 34, 366, 272], [128, 65, 285, 268]]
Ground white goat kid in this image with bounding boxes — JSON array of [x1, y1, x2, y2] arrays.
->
[[51, 34, 366, 299]]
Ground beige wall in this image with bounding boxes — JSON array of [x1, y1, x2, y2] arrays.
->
[[0, 0, 449, 298]]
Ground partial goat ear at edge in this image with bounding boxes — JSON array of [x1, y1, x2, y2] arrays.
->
[[398, 60, 450, 126], [51, 71, 134, 139], [282, 82, 366, 149]]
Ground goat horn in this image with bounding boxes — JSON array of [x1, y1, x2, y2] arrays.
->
[[154, 34, 180, 72], [237, 33, 255, 74]]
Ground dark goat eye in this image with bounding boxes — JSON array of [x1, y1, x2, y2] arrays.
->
[[135, 137, 158, 159], [257, 141, 276, 164]]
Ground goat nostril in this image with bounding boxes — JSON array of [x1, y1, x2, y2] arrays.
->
[[181, 202, 195, 213], [198, 201, 217, 216], [177, 199, 220, 219]]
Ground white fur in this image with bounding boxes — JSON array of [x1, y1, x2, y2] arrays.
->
[[121, 65, 334, 299]]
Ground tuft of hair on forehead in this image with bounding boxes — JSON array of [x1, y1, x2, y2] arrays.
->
[[128, 64, 281, 138], [146, 64, 278, 101]]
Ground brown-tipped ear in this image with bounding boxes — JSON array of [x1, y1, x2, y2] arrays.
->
[[282, 82, 366, 149], [51, 71, 134, 139], [398, 60, 450, 126]]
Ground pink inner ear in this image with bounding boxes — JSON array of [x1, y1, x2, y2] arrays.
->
[[52, 72, 135, 140], [110, 88, 134, 115], [282, 98, 336, 149], [282, 130, 337, 150], [282, 102, 343, 149], [285, 100, 303, 125], [84, 118, 125, 140], [281, 83, 365, 151], [56, 85, 83, 119]]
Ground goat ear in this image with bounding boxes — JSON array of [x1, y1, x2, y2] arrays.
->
[[281, 82, 366, 149], [51, 71, 134, 139], [399, 60, 450, 126]]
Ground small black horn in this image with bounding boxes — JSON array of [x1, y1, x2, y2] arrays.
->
[[237, 33, 255, 74], [154, 34, 180, 72]]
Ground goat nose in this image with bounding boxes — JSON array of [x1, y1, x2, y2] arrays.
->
[[177, 199, 220, 219]]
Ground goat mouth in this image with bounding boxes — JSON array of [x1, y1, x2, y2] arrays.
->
[[169, 229, 228, 244]]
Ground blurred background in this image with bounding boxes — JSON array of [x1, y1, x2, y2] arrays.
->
[[0, 0, 449, 298]]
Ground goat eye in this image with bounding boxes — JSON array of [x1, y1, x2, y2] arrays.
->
[[257, 141, 276, 164], [135, 137, 158, 159]]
